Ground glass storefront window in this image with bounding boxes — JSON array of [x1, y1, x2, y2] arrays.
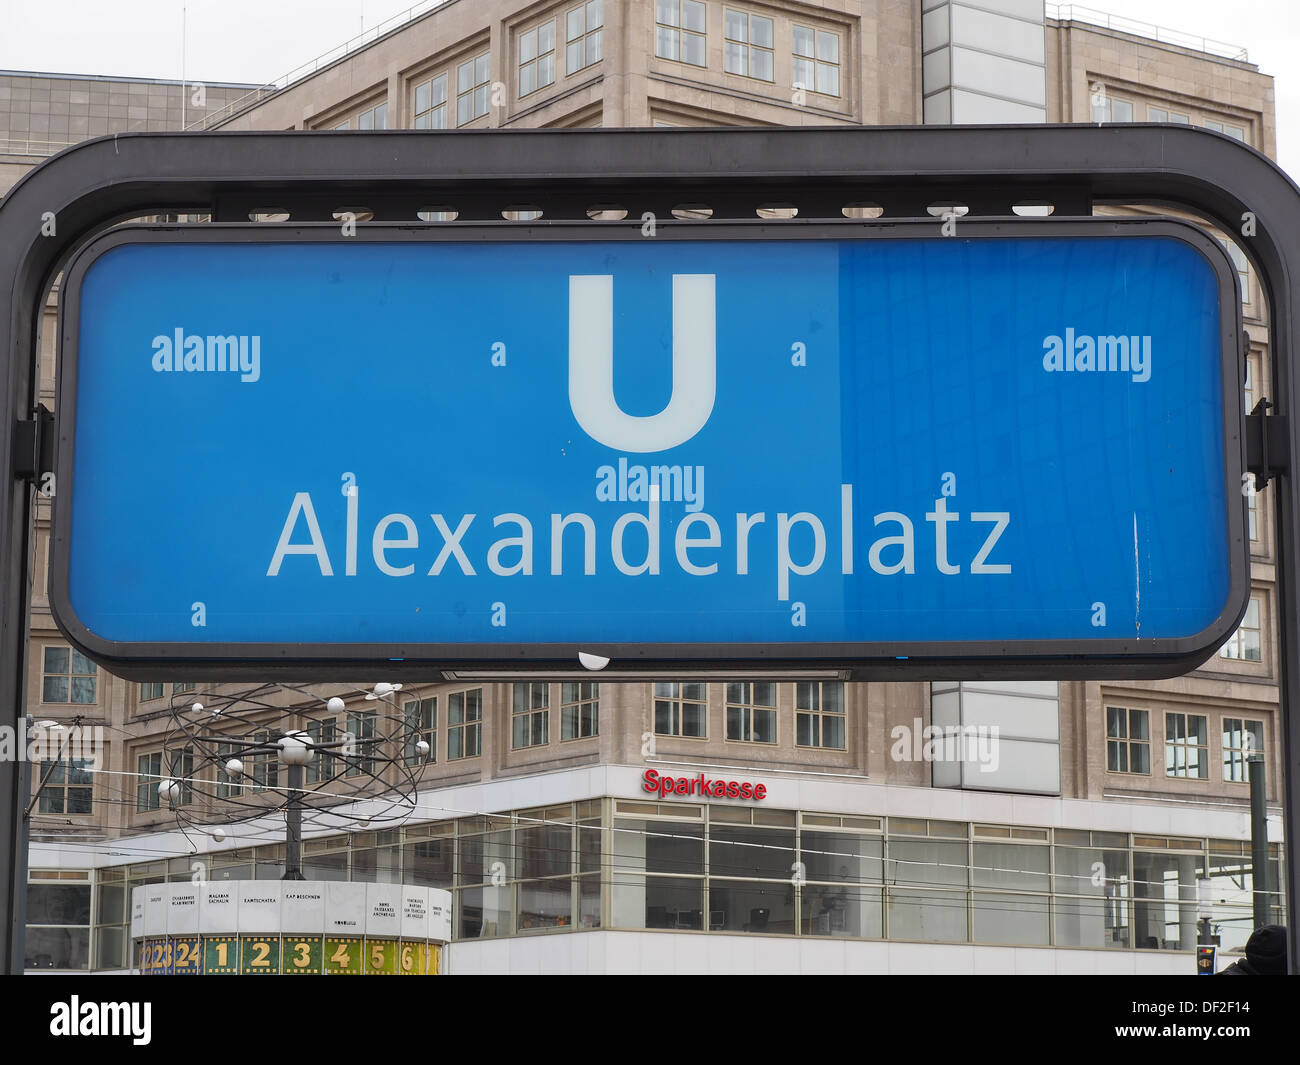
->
[[973, 892, 1050, 945], [1132, 851, 1200, 950], [973, 842, 1049, 892], [709, 824, 794, 879], [708, 880, 794, 934], [403, 837, 453, 889]]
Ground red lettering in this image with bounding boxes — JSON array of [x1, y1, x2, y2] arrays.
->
[[726, 781, 740, 798], [753, 784, 767, 800], [736, 782, 750, 798], [643, 769, 659, 794]]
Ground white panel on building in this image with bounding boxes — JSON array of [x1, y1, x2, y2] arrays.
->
[[401, 886, 431, 940], [951, 47, 1047, 105], [280, 882, 326, 933], [324, 881, 366, 937], [951, 89, 1048, 123], [198, 882, 239, 934], [931, 681, 1061, 794], [922, 0, 1047, 124], [130, 889, 145, 940], [236, 881, 282, 934], [143, 885, 167, 938], [166, 884, 200, 935], [951, 4, 1045, 62], [365, 882, 403, 939], [428, 890, 453, 943]]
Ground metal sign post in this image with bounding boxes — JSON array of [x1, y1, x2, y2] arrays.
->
[[1, 125, 1298, 972]]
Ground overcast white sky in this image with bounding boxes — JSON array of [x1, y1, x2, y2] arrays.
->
[[1, 0, 1296, 176]]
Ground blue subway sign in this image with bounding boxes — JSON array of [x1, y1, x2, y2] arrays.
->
[[52, 222, 1246, 679]]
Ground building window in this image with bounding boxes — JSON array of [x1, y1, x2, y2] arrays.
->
[[1206, 119, 1246, 141], [724, 9, 773, 81], [561, 682, 599, 740], [304, 720, 338, 784], [513, 683, 550, 749], [566, 0, 603, 75], [249, 730, 280, 792], [654, 682, 707, 737], [173, 682, 196, 695], [456, 53, 491, 126], [448, 689, 483, 759], [1147, 106, 1188, 123], [1223, 239, 1250, 305], [1095, 97, 1133, 123], [136, 748, 192, 811], [726, 681, 777, 743], [1105, 706, 1149, 774], [1223, 718, 1265, 782], [25, 879, 91, 970], [139, 682, 163, 702], [32, 755, 93, 815], [357, 101, 387, 129], [216, 741, 244, 798], [796, 681, 844, 748], [519, 21, 557, 97], [413, 73, 448, 129], [656, 0, 707, 67], [403, 698, 436, 765], [346, 712, 378, 778], [793, 24, 840, 97], [1165, 713, 1209, 779], [1220, 596, 1262, 661], [42, 647, 96, 704]]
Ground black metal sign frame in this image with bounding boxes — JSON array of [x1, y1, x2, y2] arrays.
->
[[1, 125, 1297, 973]]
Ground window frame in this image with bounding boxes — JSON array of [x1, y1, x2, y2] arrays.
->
[[512, 683, 550, 750], [1105, 705, 1151, 775], [792, 23, 841, 98], [565, 0, 604, 76], [403, 697, 437, 766], [448, 688, 483, 760], [1219, 595, 1263, 662], [725, 681, 778, 744], [41, 645, 97, 705], [723, 8, 774, 82], [795, 681, 845, 750], [654, 681, 709, 738], [32, 753, 94, 816], [519, 19, 558, 98], [655, 0, 708, 68], [1222, 717, 1265, 783], [560, 682, 599, 741], [455, 52, 492, 127], [1164, 712, 1210, 780], [412, 72, 448, 129]]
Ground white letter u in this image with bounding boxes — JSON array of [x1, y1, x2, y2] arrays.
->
[[568, 273, 716, 453]]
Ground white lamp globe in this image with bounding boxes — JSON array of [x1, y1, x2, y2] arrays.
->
[[327, 697, 345, 713], [212, 827, 226, 843], [191, 702, 204, 713], [158, 779, 180, 804], [278, 730, 312, 766], [415, 740, 430, 756], [225, 758, 244, 778]]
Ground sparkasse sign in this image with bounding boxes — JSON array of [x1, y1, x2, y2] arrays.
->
[[51, 219, 1246, 679]]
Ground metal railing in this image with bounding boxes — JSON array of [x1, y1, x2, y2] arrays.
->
[[187, 0, 455, 130], [1046, 3, 1248, 62], [0, 137, 78, 158]]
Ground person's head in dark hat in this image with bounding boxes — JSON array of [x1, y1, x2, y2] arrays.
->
[[1241, 924, 1287, 974]]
